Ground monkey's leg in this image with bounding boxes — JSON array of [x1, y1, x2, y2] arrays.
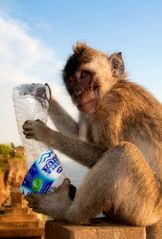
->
[[65, 142, 162, 226]]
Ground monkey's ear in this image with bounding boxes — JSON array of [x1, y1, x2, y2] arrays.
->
[[109, 52, 125, 77]]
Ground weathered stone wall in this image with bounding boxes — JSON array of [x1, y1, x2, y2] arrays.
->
[[45, 219, 146, 239]]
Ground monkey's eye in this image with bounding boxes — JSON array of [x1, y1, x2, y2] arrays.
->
[[68, 76, 75, 82], [81, 71, 90, 78]]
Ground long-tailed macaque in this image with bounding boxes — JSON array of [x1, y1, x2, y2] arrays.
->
[[23, 43, 162, 239]]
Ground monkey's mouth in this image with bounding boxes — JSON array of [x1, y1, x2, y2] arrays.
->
[[77, 99, 98, 113]]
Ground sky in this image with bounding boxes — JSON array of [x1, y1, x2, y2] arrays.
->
[[0, 1, 162, 151]]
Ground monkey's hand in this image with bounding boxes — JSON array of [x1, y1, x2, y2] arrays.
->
[[25, 178, 72, 219], [23, 119, 51, 141]]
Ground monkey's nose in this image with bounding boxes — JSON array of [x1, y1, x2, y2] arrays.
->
[[73, 89, 82, 97]]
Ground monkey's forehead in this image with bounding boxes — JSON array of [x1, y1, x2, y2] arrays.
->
[[63, 51, 107, 78], [63, 54, 92, 75]]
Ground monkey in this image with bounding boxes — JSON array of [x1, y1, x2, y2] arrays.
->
[[23, 42, 162, 239]]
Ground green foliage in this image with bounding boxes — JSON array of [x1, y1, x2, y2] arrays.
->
[[0, 144, 12, 157], [0, 143, 24, 173], [0, 144, 10, 173]]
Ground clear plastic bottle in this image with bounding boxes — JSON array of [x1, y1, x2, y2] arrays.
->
[[13, 83, 67, 194]]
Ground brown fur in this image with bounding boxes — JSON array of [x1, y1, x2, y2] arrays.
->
[[23, 43, 162, 239]]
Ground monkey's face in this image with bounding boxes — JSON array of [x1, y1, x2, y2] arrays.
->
[[65, 66, 99, 113], [63, 42, 125, 114]]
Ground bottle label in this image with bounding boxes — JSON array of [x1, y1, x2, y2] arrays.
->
[[20, 148, 65, 195]]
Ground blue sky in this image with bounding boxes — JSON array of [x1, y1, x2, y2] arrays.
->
[[0, 0, 162, 145]]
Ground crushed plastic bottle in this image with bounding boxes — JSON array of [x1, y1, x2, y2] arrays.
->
[[13, 83, 67, 195]]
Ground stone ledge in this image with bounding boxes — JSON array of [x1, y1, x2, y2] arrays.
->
[[0, 226, 44, 238], [45, 218, 146, 239]]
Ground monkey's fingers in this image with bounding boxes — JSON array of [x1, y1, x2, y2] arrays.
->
[[22, 120, 39, 138], [25, 194, 37, 202], [22, 120, 33, 129], [23, 127, 34, 137], [25, 194, 42, 206]]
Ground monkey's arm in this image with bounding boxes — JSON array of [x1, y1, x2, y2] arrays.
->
[[47, 130, 105, 167], [48, 98, 79, 137], [23, 120, 105, 168]]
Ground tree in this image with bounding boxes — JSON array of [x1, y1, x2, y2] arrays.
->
[[0, 144, 12, 173], [0, 144, 11, 158]]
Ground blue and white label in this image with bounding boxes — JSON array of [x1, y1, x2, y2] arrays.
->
[[20, 148, 66, 195]]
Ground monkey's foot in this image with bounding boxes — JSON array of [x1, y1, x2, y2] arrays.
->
[[25, 178, 72, 219]]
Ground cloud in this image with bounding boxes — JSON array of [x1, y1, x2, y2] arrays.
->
[[0, 16, 63, 84], [0, 15, 78, 145]]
